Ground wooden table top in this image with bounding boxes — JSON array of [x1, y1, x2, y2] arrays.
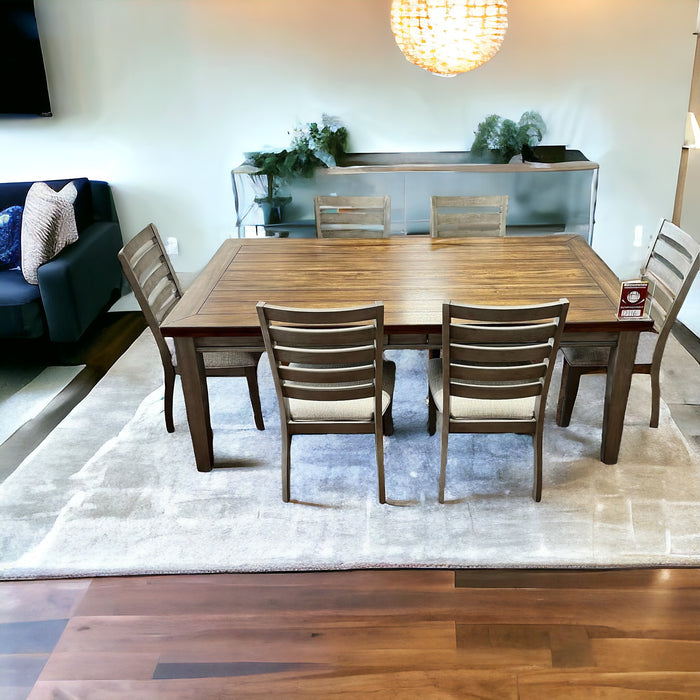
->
[[162, 235, 654, 338]]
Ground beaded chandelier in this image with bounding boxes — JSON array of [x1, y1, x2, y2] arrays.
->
[[390, 0, 508, 77]]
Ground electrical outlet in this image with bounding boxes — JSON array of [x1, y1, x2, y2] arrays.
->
[[165, 237, 179, 256]]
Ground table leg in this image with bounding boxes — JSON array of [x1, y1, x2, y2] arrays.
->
[[174, 337, 214, 472], [601, 330, 640, 464]]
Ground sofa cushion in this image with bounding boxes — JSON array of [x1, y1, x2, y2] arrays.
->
[[21, 181, 79, 285], [0, 268, 41, 305], [0, 205, 23, 270]]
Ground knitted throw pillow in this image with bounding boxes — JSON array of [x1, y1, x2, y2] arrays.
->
[[21, 181, 79, 285]]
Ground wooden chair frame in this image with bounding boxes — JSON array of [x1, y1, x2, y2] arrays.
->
[[314, 195, 391, 238], [119, 223, 264, 433], [556, 219, 700, 429], [257, 301, 394, 503], [428, 299, 569, 502], [430, 195, 509, 238]]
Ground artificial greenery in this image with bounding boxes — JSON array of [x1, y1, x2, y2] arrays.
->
[[246, 115, 348, 204], [470, 110, 547, 164]]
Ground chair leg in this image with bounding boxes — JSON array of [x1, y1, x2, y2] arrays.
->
[[164, 366, 176, 433], [438, 420, 449, 503], [244, 365, 265, 431], [532, 427, 543, 502], [556, 360, 584, 427], [375, 426, 386, 504], [649, 366, 660, 428], [382, 401, 394, 437], [281, 427, 291, 503], [427, 388, 437, 436]]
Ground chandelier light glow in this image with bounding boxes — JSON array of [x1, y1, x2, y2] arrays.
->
[[390, 0, 508, 77]]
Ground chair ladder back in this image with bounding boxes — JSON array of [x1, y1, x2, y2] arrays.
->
[[643, 219, 700, 336], [257, 301, 384, 408], [118, 224, 182, 359], [443, 299, 569, 411], [314, 195, 390, 238], [430, 195, 508, 238]]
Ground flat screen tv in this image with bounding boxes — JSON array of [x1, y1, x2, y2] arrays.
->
[[0, 0, 52, 116]]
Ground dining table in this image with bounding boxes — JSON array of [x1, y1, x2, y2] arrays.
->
[[160, 234, 654, 472]]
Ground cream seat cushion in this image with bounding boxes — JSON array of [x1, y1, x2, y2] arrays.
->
[[164, 337, 260, 369], [289, 359, 396, 421], [21, 181, 79, 285], [561, 331, 657, 367], [428, 357, 535, 420]]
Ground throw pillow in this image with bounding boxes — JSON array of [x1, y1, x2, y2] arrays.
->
[[0, 205, 23, 270], [21, 181, 79, 285]]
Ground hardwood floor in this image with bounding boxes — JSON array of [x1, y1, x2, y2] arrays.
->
[[0, 310, 145, 481], [2, 568, 700, 699]]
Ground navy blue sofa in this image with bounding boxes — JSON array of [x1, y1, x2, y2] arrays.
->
[[0, 178, 123, 343]]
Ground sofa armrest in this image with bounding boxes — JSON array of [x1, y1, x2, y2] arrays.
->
[[37, 221, 123, 342]]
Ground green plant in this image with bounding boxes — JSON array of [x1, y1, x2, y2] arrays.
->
[[246, 115, 348, 204], [470, 110, 546, 164]]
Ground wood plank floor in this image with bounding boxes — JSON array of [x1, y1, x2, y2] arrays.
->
[[2, 568, 700, 699]]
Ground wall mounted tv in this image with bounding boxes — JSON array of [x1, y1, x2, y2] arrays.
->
[[0, 0, 52, 116]]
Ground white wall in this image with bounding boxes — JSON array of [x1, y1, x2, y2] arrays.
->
[[0, 0, 697, 282]]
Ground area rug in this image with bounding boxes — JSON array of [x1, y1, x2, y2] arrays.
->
[[1, 331, 699, 580]]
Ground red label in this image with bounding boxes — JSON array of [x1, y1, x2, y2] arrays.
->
[[617, 280, 649, 319]]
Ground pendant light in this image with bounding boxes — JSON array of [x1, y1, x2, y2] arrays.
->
[[391, 0, 508, 77]]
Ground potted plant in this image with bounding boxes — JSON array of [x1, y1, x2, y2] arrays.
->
[[470, 110, 547, 164], [246, 115, 348, 224]]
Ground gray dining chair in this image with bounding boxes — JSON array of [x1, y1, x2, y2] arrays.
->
[[314, 195, 391, 238], [119, 223, 265, 433], [430, 195, 509, 237], [428, 299, 569, 502], [556, 218, 700, 428], [257, 301, 395, 503]]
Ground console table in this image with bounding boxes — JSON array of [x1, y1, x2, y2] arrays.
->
[[232, 150, 599, 242]]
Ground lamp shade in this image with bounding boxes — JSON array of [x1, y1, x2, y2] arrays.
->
[[391, 0, 508, 77]]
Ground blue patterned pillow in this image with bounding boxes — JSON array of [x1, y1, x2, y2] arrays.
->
[[0, 205, 23, 270]]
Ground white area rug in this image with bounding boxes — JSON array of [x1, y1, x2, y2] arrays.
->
[[1, 331, 699, 580], [0, 365, 84, 444]]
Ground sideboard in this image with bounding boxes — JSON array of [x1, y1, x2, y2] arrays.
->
[[232, 150, 599, 242]]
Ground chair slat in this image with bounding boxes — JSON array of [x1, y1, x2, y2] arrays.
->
[[283, 383, 375, 402], [450, 342, 552, 364], [279, 364, 376, 384], [319, 210, 385, 226], [262, 303, 381, 325], [447, 301, 566, 323], [648, 279, 675, 316], [142, 264, 173, 299], [318, 228, 385, 238], [274, 345, 376, 366], [658, 221, 700, 258], [449, 381, 542, 400], [450, 322, 557, 344], [270, 324, 377, 348], [653, 237, 694, 277], [132, 245, 164, 284], [151, 284, 178, 324], [121, 230, 156, 261], [645, 257, 684, 296], [450, 362, 548, 382]]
